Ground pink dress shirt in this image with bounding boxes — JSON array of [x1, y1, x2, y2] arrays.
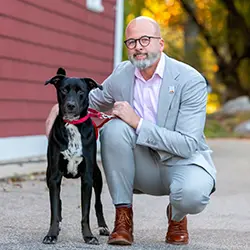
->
[[133, 53, 165, 133]]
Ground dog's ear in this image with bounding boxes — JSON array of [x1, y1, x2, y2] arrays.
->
[[57, 67, 66, 76], [45, 67, 66, 86], [45, 75, 65, 86], [82, 78, 103, 91]]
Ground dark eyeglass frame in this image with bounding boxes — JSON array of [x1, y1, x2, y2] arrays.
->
[[124, 35, 161, 49]]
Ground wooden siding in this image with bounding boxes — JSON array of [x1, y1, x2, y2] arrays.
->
[[0, 0, 116, 137]]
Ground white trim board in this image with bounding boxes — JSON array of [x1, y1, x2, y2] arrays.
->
[[0, 135, 48, 162], [0, 135, 101, 163]]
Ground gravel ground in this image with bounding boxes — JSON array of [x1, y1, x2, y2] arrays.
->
[[0, 139, 250, 250]]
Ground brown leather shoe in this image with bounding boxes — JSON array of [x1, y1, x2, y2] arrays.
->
[[107, 207, 133, 245], [165, 204, 189, 245]]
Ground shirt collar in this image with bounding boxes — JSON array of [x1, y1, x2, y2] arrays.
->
[[134, 52, 165, 80]]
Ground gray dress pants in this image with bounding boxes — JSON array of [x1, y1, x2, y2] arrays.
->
[[100, 119, 214, 221]]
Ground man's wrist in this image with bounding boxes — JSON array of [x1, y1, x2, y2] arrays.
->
[[132, 116, 140, 129], [135, 118, 143, 134]]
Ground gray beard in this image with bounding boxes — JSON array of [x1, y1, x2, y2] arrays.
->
[[129, 52, 161, 70]]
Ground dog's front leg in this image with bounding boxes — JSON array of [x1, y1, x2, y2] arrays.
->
[[43, 173, 62, 244], [81, 161, 99, 245]]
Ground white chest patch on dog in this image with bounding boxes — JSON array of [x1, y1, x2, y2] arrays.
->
[[61, 124, 83, 176]]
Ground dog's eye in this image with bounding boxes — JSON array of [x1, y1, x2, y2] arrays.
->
[[60, 89, 68, 95], [78, 90, 85, 95]]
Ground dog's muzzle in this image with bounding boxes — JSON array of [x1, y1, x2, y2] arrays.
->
[[63, 101, 80, 121]]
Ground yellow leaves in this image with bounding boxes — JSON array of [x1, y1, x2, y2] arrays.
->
[[196, 1, 205, 9], [165, 0, 175, 7], [167, 4, 181, 17], [143, 0, 183, 26], [208, 92, 220, 102], [162, 27, 184, 51], [194, 0, 213, 29], [126, 13, 135, 25], [162, 12, 171, 20], [212, 64, 219, 72], [207, 93, 221, 114], [141, 8, 155, 19], [145, 0, 162, 13]]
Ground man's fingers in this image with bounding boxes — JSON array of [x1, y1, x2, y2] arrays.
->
[[45, 104, 59, 138], [114, 101, 122, 107], [114, 101, 129, 108], [112, 109, 119, 116]]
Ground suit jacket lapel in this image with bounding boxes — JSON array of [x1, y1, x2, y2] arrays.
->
[[121, 65, 135, 105], [157, 54, 180, 126]]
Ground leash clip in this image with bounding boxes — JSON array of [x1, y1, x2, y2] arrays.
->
[[101, 113, 115, 119], [88, 108, 114, 120]]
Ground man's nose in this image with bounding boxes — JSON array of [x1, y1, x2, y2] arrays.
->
[[135, 40, 143, 50]]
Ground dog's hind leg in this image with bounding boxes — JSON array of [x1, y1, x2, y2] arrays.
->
[[81, 161, 99, 245], [93, 164, 110, 236], [58, 179, 63, 223], [43, 172, 63, 244]]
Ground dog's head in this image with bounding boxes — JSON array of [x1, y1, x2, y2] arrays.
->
[[45, 67, 103, 121]]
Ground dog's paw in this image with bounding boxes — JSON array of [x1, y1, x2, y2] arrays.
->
[[99, 227, 110, 236], [42, 235, 58, 244], [84, 236, 99, 245]]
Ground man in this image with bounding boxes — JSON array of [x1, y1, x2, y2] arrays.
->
[[45, 16, 216, 246]]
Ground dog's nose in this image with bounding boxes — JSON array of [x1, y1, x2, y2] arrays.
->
[[66, 102, 76, 110]]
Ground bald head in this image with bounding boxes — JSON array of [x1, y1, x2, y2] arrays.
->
[[125, 16, 161, 38], [124, 16, 164, 71]]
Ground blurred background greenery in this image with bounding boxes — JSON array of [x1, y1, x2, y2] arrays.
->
[[122, 0, 250, 138]]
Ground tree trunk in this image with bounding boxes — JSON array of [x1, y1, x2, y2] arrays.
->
[[184, 1, 201, 70], [217, 69, 249, 103]]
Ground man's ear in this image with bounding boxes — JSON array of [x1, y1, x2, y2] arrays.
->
[[45, 67, 66, 86], [81, 78, 103, 91]]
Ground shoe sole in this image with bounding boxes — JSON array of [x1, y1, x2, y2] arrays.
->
[[108, 238, 132, 245], [165, 239, 188, 245]]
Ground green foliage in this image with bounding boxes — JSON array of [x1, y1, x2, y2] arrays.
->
[[205, 119, 231, 138], [205, 111, 250, 138]]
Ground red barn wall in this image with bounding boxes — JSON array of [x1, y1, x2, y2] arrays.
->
[[0, 0, 116, 138]]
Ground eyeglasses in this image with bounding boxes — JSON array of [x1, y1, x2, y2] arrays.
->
[[124, 35, 161, 49]]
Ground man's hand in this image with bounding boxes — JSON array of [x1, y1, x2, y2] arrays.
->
[[112, 101, 140, 129], [45, 104, 59, 137]]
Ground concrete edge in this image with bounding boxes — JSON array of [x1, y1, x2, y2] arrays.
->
[[0, 161, 47, 180], [0, 153, 102, 180]]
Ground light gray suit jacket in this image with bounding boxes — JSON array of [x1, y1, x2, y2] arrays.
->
[[89, 53, 216, 189]]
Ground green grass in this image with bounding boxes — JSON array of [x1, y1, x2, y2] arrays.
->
[[205, 111, 250, 138]]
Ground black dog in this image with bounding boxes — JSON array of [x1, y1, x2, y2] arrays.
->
[[43, 68, 109, 245]]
